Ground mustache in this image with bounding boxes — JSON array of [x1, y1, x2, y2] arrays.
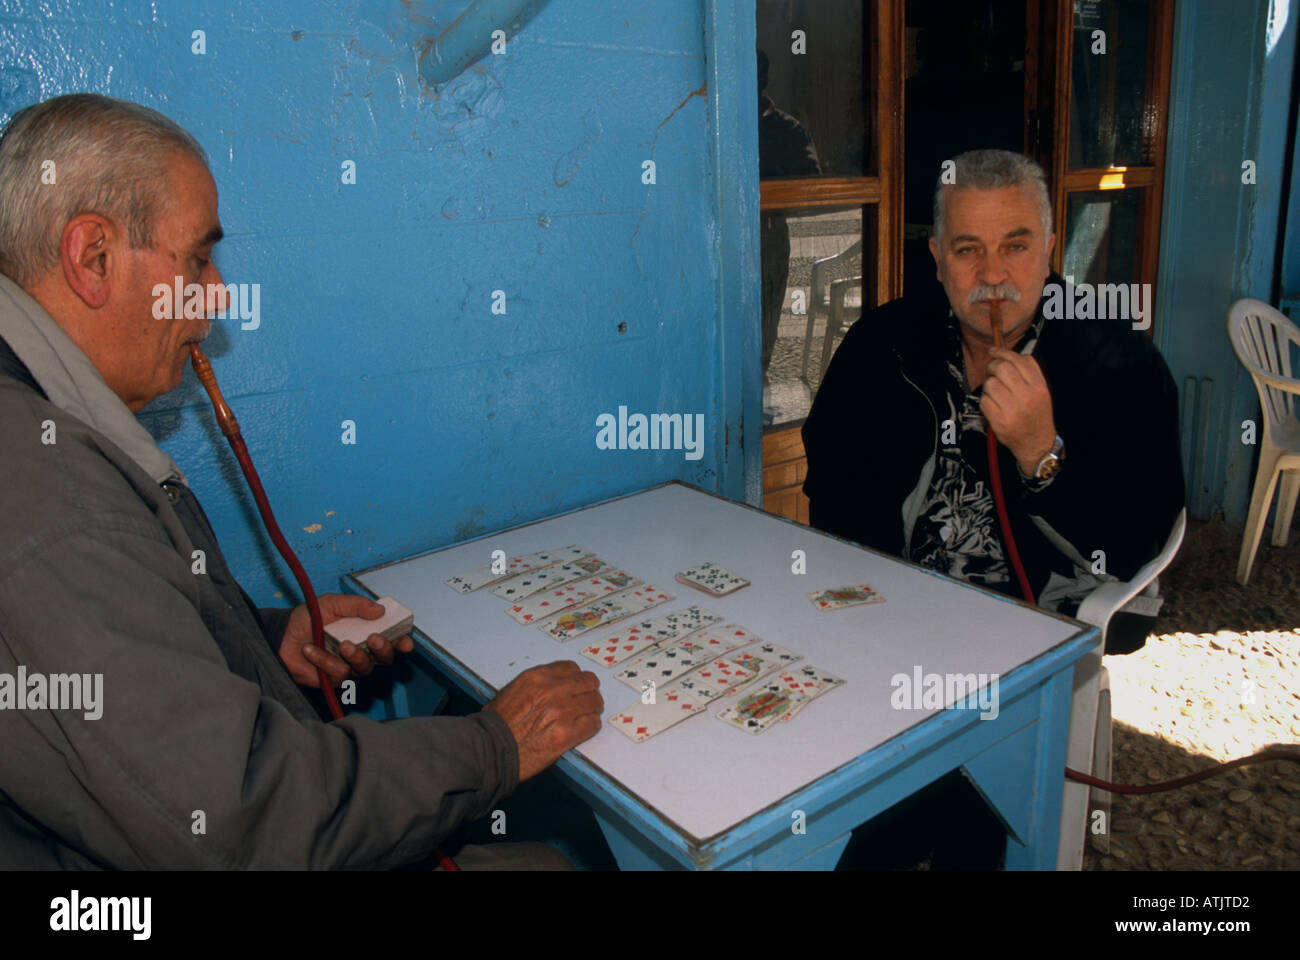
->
[[968, 282, 1021, 304]]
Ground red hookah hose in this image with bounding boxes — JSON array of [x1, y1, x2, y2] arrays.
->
[[980, 307, 1299, 797], [188, 345, 461, 869], [1065, 745, 1300, 794], [188, 345, 342, 719], [984, 302, 1036, 607], [986, 426, 1036, 606]]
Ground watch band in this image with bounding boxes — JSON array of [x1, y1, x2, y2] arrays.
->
[[1033, 434, 1065, 480]]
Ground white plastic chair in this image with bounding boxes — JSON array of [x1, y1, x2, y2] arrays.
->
[[1227, 299, 1300, 584], [1055, 507, 1186, 871], [799, 240, 863, 383]]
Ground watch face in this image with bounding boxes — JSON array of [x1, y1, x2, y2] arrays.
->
[[1036, 455, 1061, 480]]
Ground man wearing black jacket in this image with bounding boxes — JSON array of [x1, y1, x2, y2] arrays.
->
[[804, 149, 1184, 868], [804, 150, 1183, 616]]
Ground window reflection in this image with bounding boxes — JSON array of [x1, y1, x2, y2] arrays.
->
[[762, 206, 868, 428], [756, 0, 868, 177], [1063, 189, 1142, 286], [1069, 0, 1150, 168]]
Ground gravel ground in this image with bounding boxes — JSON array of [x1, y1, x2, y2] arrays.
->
[[1082, 518, 1300, 871]]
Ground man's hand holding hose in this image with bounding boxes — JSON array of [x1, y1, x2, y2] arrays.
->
[[979, 300, 1058, 476]]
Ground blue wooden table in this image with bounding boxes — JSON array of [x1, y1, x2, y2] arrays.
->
[[344, 482, 1097, 870]]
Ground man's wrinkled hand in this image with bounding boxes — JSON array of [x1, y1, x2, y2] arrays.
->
[[279, 594, 415, 689], [484, 661, 604, 782], [980, 346, 1057, 473]]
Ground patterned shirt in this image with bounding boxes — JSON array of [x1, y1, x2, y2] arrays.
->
[[908, 309, 1050, 591]]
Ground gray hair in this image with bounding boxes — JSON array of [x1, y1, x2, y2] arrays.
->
[[0, 93, 208, 287], [932, 149, 1053, 245]]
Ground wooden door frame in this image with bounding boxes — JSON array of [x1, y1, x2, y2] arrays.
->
[[1034, 0, 1175, 301], [759, 0, 904, 521], [758, 0, 904, 308]]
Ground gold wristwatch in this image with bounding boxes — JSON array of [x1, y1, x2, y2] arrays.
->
[[1033, 434, 1065, 480]]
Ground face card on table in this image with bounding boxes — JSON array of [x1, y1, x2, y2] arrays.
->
[[716, 682, 810, 734], [807, 584, 884, 610]]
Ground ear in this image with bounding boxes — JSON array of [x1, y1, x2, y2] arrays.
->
[[1045, 230, 1056, 259], [928, 234, 942, 281], [60, 214, 115, 309]]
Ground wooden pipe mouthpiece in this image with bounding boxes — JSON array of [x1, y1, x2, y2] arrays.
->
[[986, 299, 1004, 348], [188, 343, 241, 438]]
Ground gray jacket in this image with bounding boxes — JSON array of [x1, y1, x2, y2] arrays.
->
[[0, 275, 518, 868]]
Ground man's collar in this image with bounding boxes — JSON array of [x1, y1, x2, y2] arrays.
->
[[0, 272, 187, 487]]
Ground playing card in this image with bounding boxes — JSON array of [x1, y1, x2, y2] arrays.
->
[[321, 597, 414, 658], [716, 682, 810, 734], [723, 642, 803, 693], [489, 557, 604, 600], [688, 623, 762, 657], [608, 688, 704, 742], [675, 561, 750, 597], [538, 583, 673, 641], [768, 664, 847, 721], [444, 544, 590, 594], [505, 581, 598, 625], [614, 640, 710, 690], [807, 584, 884, 610], [504, 570, 640, 624], [578, 606, 723, 667], [613, 624, 753, 690], [665, 657, 759, 705]]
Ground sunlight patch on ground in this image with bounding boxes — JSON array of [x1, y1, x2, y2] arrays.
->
[[1105, 630, 1300, 764]]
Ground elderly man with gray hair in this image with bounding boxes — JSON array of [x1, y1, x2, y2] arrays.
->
[[803, 149, 1184, 868], [0, 93, 602, 869]]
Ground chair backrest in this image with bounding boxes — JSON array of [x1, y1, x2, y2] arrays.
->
[[1227, 298, 1300, 430], [812, 239, 864, 286], [1075, 508, 1186, 633]]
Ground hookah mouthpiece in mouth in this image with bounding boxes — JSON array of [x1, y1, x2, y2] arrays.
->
[[985, 299, 1004, 348]]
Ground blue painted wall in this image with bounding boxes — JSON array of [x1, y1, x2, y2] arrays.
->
[[1156, 0, 1296, 524], [0, 0, 760, 604]]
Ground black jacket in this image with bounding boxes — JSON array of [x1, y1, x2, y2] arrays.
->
[[802, 277, 1185, 606]]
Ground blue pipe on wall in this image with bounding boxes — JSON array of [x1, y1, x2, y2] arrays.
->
[[417, 0, 544, 87]]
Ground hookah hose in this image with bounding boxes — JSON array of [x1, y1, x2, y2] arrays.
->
[[983, 300, 1036, 607], [188, 344, 342, 720], [978, 308, 1299, 797], [188, 345, 462, 869]]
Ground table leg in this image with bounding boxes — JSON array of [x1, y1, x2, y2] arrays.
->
[[962, 668, 1073, 870], [591, 811, 683, 870]]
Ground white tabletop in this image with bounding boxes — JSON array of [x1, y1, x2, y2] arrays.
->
[[352, 483, 1087, 841]]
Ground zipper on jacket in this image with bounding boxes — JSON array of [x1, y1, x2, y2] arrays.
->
[[896, 351, 938, 558]]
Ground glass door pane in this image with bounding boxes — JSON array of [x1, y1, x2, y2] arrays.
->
[[1062, 187, 1143, 284], [763, 205, 871, 427], [1069, 0, 1151, 169], [757, 0, 870, 177]]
